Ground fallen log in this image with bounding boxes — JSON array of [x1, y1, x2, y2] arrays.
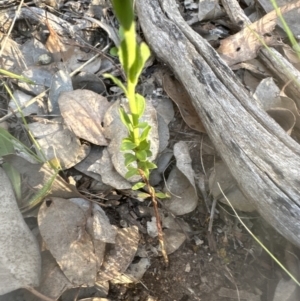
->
[[136, 0, 300, 247]]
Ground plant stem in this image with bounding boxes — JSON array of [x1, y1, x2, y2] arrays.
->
[[25, 287, 56, 301], [127, 82, 140, 145], [139, 169, 169, 266]]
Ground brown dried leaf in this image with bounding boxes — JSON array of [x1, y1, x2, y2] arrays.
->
[[163, 73, 206, 133], [253, 77, 300, 133], [96, 148, 132, 189], [0, 33, 24, 70], [59, 89, 111, 146], [38, 197, 97, 286], [267, 108, 295, 135], [97, 226, 139, 282], [31, 251, 73, 300], [28, 119, 90, 169], [45, 18, 74, 62], [232, 59, 271, 77]]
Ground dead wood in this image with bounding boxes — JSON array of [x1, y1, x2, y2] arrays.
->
[[136, 0, 300, 248], [218, 0, 300, 66], [221, 0, 300, 107]]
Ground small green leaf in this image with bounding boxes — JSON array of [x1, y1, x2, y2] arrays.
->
[[138, 139, 150, 151], [143, 168, 150, 179], [140, 42, 151, 65], [118, 26, 125, 40], [144, 161, 157, 169], [103, 73, 127, 94], [132, 182, 145, 190], [122, 138, 135, 144], [146, 150, 152, 157], [119, 107, 133, 131], [140, 125, 151, 141], [124, 153, 136, 166], [155, 192, 170, 199], [118, 38, 129, 74], [129, 42, 151, 85], [128, 130, 135, 141], [137, 192, 151, 199], [125, 167, 139, 178], [135, 121, 148, 129], [135, 93, 146, 119], [48, 158, 62, 171], [109, 47, 118, 56], [136, 150, 147, 161], [112, 0, 134, 31], [121, 139, 136, 151]]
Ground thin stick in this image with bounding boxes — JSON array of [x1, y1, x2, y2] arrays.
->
[[200, 135, 206, 176], [25, 287, 56, 301], [0, 89, 50, 123], [208, 198, 217, 233], [196, 172, 210, 213], [0, 44, 109, 124]]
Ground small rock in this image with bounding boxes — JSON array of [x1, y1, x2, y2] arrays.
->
[[185, 263, 191, 272]]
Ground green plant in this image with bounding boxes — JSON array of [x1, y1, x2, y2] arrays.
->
[[105, 0, 154, 185], [0, 80, 61, 213], [105, 0, 169, 265], [0, 125, 61, 213], [0, 69, 35, 84]]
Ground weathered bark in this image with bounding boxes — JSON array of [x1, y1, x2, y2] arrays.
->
[[136, 0, 300, 247]]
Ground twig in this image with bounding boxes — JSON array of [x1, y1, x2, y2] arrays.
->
[[0, 88, 50, 123], [25, 287, 56, 301], [199, 135, 206, 176], [208, 198, 217, 233], [195, 172, 210, 213]]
